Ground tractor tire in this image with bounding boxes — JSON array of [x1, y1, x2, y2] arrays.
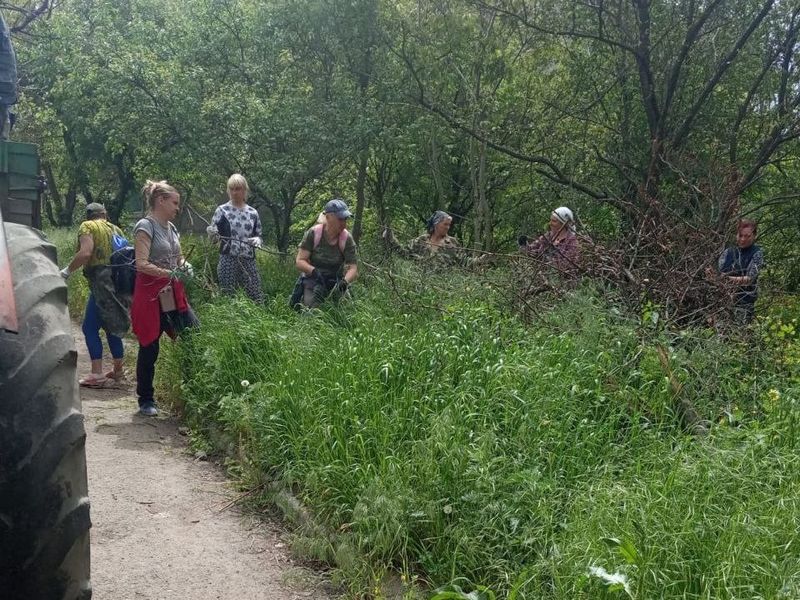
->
[[0, 223, 91, 599]]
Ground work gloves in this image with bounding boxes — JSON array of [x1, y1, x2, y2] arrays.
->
[[334, 279, 349, 295], [309, 268, 325, 285]]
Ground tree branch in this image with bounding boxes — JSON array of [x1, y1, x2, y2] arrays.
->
[[672, 0, 777, 149]]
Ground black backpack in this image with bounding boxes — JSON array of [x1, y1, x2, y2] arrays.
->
[[110, 241, 136, 296]]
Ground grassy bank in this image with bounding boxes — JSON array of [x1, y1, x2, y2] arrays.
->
[[154, 258, 800, 599]]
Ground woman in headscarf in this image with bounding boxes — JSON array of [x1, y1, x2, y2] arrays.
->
[[384, 210, 464, 264], [518, 206, 579, 270]]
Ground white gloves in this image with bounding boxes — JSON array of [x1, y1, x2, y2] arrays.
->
[[181, 261, 194, 277], [60, 267, 71, 279], [207, 224, 261, 250]]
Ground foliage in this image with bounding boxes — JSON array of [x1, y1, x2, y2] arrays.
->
[[45, 225, 88, 317], [156, 259, 799, 598]]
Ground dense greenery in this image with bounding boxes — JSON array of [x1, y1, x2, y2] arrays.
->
[[11, 0, 800, 278], [32, 0, 800, 596], [147, 249, 800, 598]]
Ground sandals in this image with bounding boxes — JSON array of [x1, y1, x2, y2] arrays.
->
[[79, 373, 109, 388], [105, 369, 126, 382]]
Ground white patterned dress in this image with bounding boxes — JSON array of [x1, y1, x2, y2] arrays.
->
[[210, 201, 264, 302]]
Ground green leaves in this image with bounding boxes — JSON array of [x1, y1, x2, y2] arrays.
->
[[602, 537, 639, 566], [430, 583, 497, 600]]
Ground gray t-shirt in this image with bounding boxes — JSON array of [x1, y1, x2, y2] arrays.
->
[[134, 217, 180, 269]]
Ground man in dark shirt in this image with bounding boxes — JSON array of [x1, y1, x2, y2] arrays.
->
[[717, 219, 764, 324]]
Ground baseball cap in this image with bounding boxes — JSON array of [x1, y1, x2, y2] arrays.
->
[[323, 199, 352, 219], [86, 202, 106, 217]]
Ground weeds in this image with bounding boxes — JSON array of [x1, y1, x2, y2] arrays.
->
[[154, 256, 798, 599], [46, 222, 800, 597]]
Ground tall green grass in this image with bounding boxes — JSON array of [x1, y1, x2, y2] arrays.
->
[[45, 226, 89, 318], [157, 259, 800, 599]]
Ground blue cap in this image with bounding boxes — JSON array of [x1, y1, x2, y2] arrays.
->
[[323, 198, 352, 219]]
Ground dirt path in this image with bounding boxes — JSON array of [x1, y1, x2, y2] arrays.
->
[[76, 328, 331, 600]]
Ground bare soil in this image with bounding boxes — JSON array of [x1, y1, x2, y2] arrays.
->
[[77, 328, 332, 600]]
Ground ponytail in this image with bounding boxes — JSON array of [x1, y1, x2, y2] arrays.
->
[[142, 179, 178, 211]]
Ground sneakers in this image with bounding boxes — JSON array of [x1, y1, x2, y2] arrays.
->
[[138, 401, 158, 417]]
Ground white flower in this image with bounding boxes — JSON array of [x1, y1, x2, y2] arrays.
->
[[241, 380, 250, 388], [587, 566, 632, 597]]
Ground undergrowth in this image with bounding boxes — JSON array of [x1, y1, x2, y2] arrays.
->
[[46, 222, 800, 597], [154, 254, 800, 599]]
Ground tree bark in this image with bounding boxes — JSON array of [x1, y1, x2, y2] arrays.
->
[[352, 150, 368, 243], [109, 150, 135, 224], [42, 161, 61, 227]]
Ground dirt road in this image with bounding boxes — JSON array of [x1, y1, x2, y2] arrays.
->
[[77, 333, 330, 600]]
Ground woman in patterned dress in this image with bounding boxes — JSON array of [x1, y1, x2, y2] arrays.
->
[[206, 174, 264, 302]]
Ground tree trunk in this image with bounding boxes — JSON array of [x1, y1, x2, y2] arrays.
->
[[352, 150, 368, 244], [429, 134, 447, 210], [476, 139, 491, 249], [109, 150, 136, 224], [275, 188, 297, 256], [62, 128, 91, 220], [62, 182, 78, 226], [469, 134, 491, 250], [42, 162, 61, 227]]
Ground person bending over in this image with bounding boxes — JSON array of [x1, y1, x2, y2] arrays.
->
[[292, 199, 358, 309]]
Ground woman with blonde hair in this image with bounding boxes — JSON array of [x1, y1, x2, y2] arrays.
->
[[206, 173, 264, 302], [131, 180, 197, 416]]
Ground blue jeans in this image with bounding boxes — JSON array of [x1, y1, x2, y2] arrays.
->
[[82, 294, 124, 361]]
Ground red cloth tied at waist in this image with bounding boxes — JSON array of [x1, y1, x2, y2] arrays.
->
[[131, 272, 190, 347]]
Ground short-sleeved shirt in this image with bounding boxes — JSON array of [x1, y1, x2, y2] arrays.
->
[[299, 227, 357, 279], [77, 219, 123, 269], [211, 201, 262, 259], [134, 217, 181, 270]]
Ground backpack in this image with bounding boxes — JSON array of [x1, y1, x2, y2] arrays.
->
[[311, 223, 348, 254], [110, 231, 136, 296]]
